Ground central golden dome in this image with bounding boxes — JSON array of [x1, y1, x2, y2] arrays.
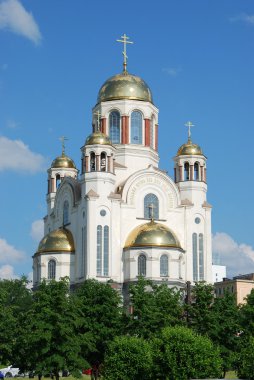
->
[[97, 72, 153, 103], [36, 228, 75, 254], [85, 131, 112, 146], [125, 221, 182, 249]]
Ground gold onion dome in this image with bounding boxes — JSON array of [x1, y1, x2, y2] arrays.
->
[[85, 131, 112, 146], [51, 153, 76, 169], [125, 221, 182, 249], [97, 72, 153, 103], [36, 228, 75, 254], [177, 138, 203, 156]]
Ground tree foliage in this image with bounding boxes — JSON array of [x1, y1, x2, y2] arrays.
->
[[154, 326, 222, 380], [103, 336, 153, 380], [236, 336, 254, 380]]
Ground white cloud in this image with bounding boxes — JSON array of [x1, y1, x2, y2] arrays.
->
[[30, 219, 44, 242], [0, 0, 41, 44], [230, 13, 254, 25], [162, 67, 182, 77], [213, 232, 254, 278], [0, 237, 25, 263], [0, 136, 46, 173], [0, 264, 18, 279]]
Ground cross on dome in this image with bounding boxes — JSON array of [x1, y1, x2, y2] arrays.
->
[[116, 33, 133, 73], [184, 121, 194, 141], [59, 136, 68, 155]]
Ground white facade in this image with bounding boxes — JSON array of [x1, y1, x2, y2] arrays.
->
[[33, 67, 213, 290], [212, 265, 227, 283]]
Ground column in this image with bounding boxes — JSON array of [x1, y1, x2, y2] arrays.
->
[[101, 118, 106, 134], [144, 118, 150, 147], [190, 165, 194, 181], [155, 124, 158, 151], [96, 155, 100, 171], [179, 166, 183, 181]]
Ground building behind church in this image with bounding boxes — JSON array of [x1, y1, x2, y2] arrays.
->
[[33, 38, 213, 291]]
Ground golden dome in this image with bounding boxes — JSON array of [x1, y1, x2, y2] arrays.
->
[[124, 221, 182, 249], [97, 72, 153, 103], [36, 228, 75, 254], [177, 138, 203, 156], [85, 131, 112, 146], [51, 154, 76, 169]]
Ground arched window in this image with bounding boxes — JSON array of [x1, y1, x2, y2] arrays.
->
[[193, 233, 204, 281], [184, 162, 190, 181], [90, 152, 96, 171], [63, 200, 69, 225], [36, 258, 40, 283], [56, 174, 61, 189], [144, 193, 159, 220], [194, 162, 199, 180], [138, 254, 146, 276], [97, 225, 110, 277], [160, 255, 168, 277], [131, 111, 142, 144], [101, 152, 106, 171], [150, 115, 154, 149], [48, 260, 56, 280], [97, 225, 102, 276], [109, 111, 120, 144]]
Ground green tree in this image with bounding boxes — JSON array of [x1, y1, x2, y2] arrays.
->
[[236, 336, 254, 380], [24, 279, 90, 380], [103, 336, 153, 380], [0, 277, 32, 365], [125, 277, 183, 338], [239, 288, 254, 337], [74, 279, 123, 364], [154, 326, 222, 380]]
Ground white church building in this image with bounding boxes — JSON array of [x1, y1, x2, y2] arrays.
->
[[33, 37, 213, 290]]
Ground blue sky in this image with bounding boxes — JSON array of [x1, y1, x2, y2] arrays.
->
[[0, 0, 254, 280]]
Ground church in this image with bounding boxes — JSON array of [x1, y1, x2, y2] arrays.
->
[[32, 35, 213, 291]]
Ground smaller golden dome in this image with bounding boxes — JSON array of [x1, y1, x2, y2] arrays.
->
[[36, 228, 75, 254], [51, 154, 76, 169], [125, 221, 182, 249], [177, 138, 203, 156], [85, 131, 112, 146]]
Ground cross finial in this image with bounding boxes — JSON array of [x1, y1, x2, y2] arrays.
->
[[94, 110, 101, 132], [148, 203, 155, 222], [184, 121, 194, 141], [116, 33, 133, 73], [59, 136, 68, 155]]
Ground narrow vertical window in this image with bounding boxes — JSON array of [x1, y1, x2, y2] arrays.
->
[[194, 162, 199, 180], [199, 233, 204, 281], [144, 193, 159, 220], [90, 152, 96, 171], [184, 162, 190, 181], [97, 226, 102, 275], [192, 233, 198, 281], [56, 174, 61, 189], [109, 111, 120, 144], [160, 255, 168, 277], [101, 152, 106, 171], [131, 111, 142, 144], [36, 258, 40, 282], [48, 260, 56, 280], [138, 254, 146, 276], [104, 226, 109, 276], [63, 200, 69, 225]]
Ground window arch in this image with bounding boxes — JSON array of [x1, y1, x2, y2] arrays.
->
[[101, 152, 106, 171], [48, 259, 56, 280], [90, 152, 96, 171], [131, 111, 142, 144], [144, 193, 159, 220], [184, 162, 190, 181], [138, 254, 146, 276], [109, 111, 120, 144], [63, 200, 69, 225], [194, 162, 199, 180], [160, 255, 168, 277]]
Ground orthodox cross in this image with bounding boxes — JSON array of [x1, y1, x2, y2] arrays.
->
[[94, 110, 101, 132], [148, 203, 155, 222], [116, 33, 133, 73], [59, 136, 68, 155], [184, 121, 194, 140]]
